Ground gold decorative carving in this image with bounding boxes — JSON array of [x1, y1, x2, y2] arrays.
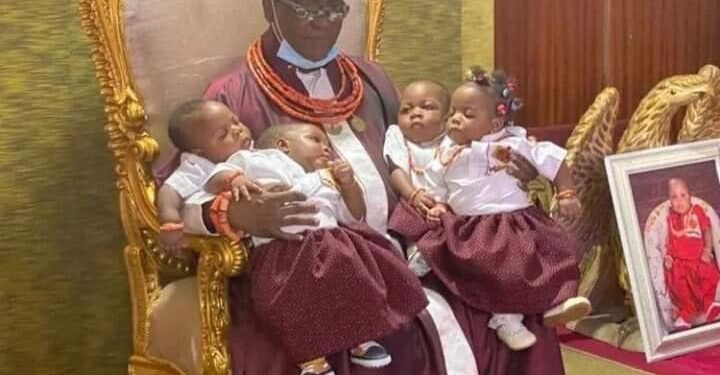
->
[[617, 74, 711, 153], [561, 88, 636, 351], [78, 0, 385, 374], [129, 355, 185, 375], [365, 0, 386, 61], [197, 250, 232, 375], [680, 65, 720, 142], [564, 88, 620, 301]]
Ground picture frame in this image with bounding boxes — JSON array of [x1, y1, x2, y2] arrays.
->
[[606, 139, 720, 362]]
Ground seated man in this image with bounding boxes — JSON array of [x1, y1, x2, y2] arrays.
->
[[179, 0, 566, 374]]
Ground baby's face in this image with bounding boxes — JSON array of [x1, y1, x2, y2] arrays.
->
[[446, 84, 499, 145], [669, 180, 691, 214], [187, 102, 253, 163], [398, 82, 447, 144], [281, 125, 333, 172]]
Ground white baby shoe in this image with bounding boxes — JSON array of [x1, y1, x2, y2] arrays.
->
[[496, 322, 537, 351], [543, 296, 592, 327]]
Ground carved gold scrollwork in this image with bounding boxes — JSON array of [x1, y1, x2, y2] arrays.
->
[[680, 65, 720, 142], [365, 0, 385, 61]]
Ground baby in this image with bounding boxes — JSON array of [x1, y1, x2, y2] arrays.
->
[[664, 178, 720, 328], [162, 100, 427, 375], [388, 68, 591, 351], [383, 80, 449, 273], [156, 99, 258, 254]]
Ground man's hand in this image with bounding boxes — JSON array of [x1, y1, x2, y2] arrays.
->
[[226, 183, 319, 241], [506, 151, 539, 191]]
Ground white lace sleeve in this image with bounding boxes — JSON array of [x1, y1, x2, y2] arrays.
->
[[383, 125, 410, 172]]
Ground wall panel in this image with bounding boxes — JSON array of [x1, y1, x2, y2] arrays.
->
[[607, 0, 720, 119], [495, 0, 720, 129], [495, 0, 605, 127]]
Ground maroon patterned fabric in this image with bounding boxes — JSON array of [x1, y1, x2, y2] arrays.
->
[[423, 275, 567, 375], [227, 277, 446, 375], [245, 224, 428, 362], [389, 201, 580, 314]]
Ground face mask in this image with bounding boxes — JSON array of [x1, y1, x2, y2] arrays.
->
[[270, 0, 340, 70], [276, 39, 340, 70]]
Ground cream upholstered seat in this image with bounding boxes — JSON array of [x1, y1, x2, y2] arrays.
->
[[79, 1, 384, 374]]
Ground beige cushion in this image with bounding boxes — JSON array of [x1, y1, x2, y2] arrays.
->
[[148, 277, 201, 375], [123, 0, 369, 163]]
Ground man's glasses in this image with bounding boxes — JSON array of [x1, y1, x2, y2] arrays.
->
[[276, 0, 350, 22]]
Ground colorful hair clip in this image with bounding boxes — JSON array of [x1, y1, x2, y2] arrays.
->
[[496, 103, 508, 116], [464, 66, 490, 86], [506, 77, 518, 91], [510, 98, 523, 111]]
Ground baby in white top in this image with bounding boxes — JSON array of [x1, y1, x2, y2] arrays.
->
[[386, 70, 591, 352], [383, 80, 449, 275], [156, 100, 258, 254]]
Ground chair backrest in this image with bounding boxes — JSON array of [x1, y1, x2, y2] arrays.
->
[[123, 0, 370, 160]]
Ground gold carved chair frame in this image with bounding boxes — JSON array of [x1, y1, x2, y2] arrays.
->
[[78, 1, 386, 374]]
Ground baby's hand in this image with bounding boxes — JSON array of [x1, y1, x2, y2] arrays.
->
[[158, 223, 185, 256], [664, 255, 674, 270], [427, 203, 450, 222], [701, 250, 714, 264], [230, 174, 262, 201], [329, 160, 356, 186], [410, 190, 436, 215], [557, 196, 582, 223]]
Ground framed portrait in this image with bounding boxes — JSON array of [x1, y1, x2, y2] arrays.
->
[[606, 139, 720, 362]]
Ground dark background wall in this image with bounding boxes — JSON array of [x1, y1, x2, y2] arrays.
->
[[495, 0, 720, 128]]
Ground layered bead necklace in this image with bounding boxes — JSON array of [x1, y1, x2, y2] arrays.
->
[[246, 39, 364, 125]]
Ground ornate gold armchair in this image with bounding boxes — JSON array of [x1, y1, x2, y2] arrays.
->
[[78, 1, 385, 374]]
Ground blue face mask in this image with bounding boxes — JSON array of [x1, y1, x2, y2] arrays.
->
[[276, 39, 341, 70]]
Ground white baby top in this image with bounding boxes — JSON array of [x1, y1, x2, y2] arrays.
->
[[428, 126, 567, 216], [383, 124, 445, 198], [209, 149, 358, 246], [163, 153, 216, 199]]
